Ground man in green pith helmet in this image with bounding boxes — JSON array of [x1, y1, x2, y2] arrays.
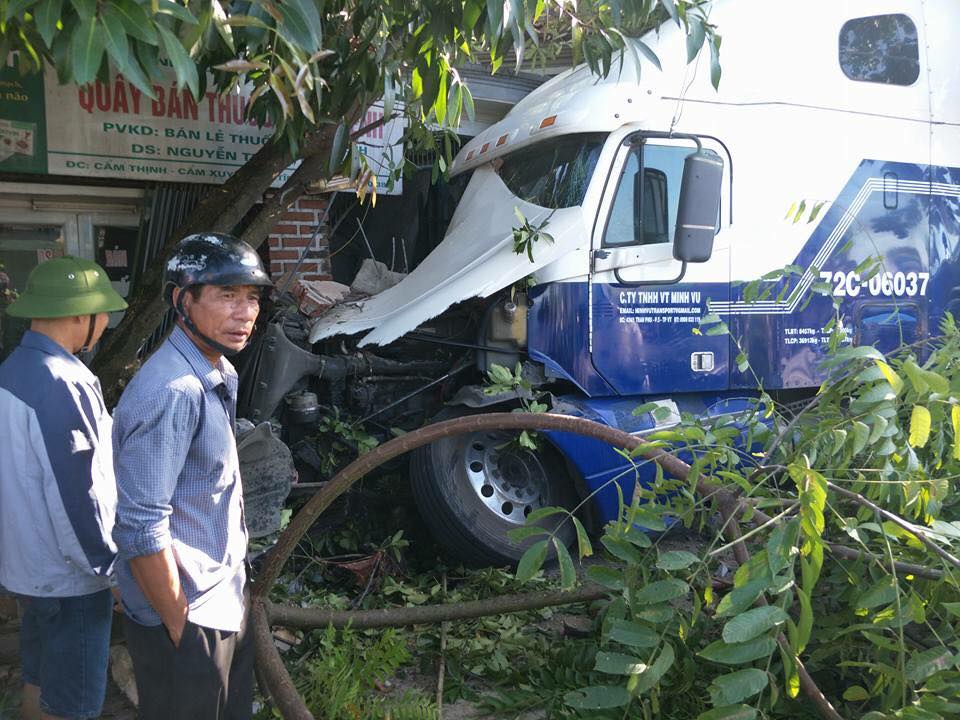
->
[[0, 257, 127, 720]]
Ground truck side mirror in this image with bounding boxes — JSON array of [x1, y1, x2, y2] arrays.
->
[[673, 148, 723, 263]]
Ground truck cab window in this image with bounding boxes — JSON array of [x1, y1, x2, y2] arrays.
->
[[839, 14, 919, 86], [496, 133, 605, 209], [603, 143, 695, 248]]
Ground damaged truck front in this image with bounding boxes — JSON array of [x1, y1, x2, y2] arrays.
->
[[236, 0, 960, 565]]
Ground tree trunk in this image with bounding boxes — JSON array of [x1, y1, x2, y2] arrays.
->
[[91, 122, 343, 404]]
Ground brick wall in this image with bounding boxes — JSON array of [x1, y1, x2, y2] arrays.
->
[[265, 195, 331, 282]]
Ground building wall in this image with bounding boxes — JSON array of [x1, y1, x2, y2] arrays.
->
[[265, 194, 331, 282]]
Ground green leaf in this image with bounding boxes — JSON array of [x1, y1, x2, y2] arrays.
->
[[518, 430, 537, 449], [586, 565, 623, 590], [843, 686, 870, 702], [793, 199, 807, 224], [906, 647, 955, 683], [856, 576, 897, 610], [808, 201, 827, 224], [572, 515, 593, 558], [634, 643, 675, 693], [697, 706, 757, 720], [156, 0, 197, 24], [608, 619, 659, 649], [328, 121, 348, 177], [277, 0, 322, 50], [99, 8, 131, 66], [709, 33, 722, 89], [657, 550, 699, 571], [633, 579, 689, 605], [874, 360, 903, 395], [594, 651, 647, 675], [902, 358, 931, 394], [601, 535, 642, 564], [685, 16, 705, 63], [716, 580, 766, 618], [553, 537, 576, 591], [632, 603, 674, 623], [506, 525, 546, 543], [721, 606, 788, 644], [766, 519, 800, 575], [156, 24, 198, 97], [851, 421, 870, 455], [109, 0, 159, 45], [68, 0, 95, 20], [564, 685, 631, 710], [909, 405, 931, 448], [699, 637, 777, 665], [795, 588, 813, 653], [70, 13, 105, 85], [524, 506, 566, 524], [515, 539, 548, 582], [633, 38, 662, 71], [632, 401, 661, 417], [461, 83, 476, 121], [942, 602, 960, 618], [708, 668, 769, 706], [659, 0, 680, 27], [33, 0, 63, 48]]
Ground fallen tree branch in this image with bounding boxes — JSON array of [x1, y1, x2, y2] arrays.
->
[[437, 573, 447, 719], [265, 583, 609, 630], [252, 598, 313, 720], [715, 494, 844, 720], [253, 413, 844, 720], [827, 481, 960, 570]]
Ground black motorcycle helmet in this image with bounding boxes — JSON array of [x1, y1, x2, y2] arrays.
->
[[164, 233, 273, 356]]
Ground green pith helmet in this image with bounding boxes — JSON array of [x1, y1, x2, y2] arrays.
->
[[5, 256, 128, 319]]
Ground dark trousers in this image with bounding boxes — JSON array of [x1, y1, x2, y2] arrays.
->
[[123, 597, 253, 720]]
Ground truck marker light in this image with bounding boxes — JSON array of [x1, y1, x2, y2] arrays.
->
[[480, 142, 490, 154], [496, 134, 508, 146], [539, 115, 557, 129], [466, 150, 475, 161]]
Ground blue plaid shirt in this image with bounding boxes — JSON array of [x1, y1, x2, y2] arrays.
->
[[112, 326, 247, 632]]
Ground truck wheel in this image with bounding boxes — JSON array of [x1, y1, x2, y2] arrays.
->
[[410, 418, 578, 567]]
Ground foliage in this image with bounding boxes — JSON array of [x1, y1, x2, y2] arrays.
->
[[0, 0, 721, 178], [256, 624, 438, 720], [510, 315, 960, 718], [485, 361, 548, 450], [512, 207, 554, 263], [313, 406, 379, 476]]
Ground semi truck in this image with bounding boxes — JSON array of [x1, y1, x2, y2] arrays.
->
[[237, 0, 960, 566]]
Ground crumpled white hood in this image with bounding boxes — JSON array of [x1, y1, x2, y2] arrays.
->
[[309, 167, 587, 346]]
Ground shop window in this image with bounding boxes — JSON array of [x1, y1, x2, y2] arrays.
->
[[839, 14, 919, 86]]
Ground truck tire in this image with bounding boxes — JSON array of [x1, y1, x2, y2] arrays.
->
[[410, 413, 578, 567]]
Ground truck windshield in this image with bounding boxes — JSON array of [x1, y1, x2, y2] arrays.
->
[[496, 133, 606, 209]]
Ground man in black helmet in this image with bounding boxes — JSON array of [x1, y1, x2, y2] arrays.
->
[[112, 234, 271, 719]]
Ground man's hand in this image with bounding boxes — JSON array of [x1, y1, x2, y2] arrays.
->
[[165, 602, 189, 647], [110, 586, 124, 614], [128, 548, 190, 647]]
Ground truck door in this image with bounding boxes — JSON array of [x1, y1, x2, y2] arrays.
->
[[588, 136, 730, 395]]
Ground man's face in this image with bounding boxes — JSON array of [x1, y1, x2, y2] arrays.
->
[[181, 284, 262, 357]]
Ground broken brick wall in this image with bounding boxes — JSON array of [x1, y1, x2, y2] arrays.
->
[[265, 195, 332, 282]]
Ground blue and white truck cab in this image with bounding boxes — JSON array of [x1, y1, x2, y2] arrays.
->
[[247, 0, 960, 565]]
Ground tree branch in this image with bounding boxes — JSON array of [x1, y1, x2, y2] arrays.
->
[[827, 481, 960, 570], [265, 583, 609, 631]]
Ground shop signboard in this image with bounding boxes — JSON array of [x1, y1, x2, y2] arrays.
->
[[0, 58, 404, 193]]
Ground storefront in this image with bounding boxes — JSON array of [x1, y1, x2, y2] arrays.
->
[[0, 56, 541, 360]]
